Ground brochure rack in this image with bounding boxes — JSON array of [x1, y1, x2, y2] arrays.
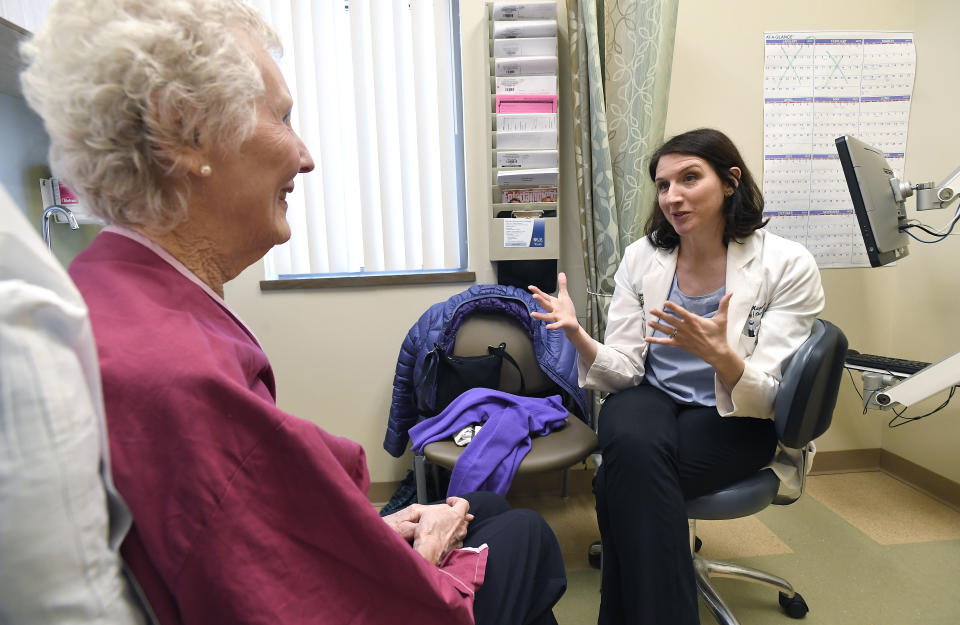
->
[[487, 1, 560, 262]]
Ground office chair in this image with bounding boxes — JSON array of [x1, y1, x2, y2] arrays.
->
[[686, 319, 848, 624], [413, 313, 598, 504]]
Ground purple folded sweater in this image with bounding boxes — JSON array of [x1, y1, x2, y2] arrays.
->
[[409, 388, 568, 497]]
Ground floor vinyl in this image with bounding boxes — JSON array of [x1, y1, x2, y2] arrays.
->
[[509, 470, 960, 625]]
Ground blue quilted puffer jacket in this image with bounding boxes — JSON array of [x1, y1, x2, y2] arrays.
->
[[383, 284, 588, 458]]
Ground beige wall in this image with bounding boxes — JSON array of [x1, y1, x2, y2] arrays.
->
[[663, 0, 960, 481], [226, 0, 960, 485], [878, 1, 960, 484]]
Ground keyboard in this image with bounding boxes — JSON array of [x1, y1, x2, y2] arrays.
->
[[844, 350, 930, 376]]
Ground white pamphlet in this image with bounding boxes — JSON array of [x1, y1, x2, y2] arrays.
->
[[492, 2, 557, 20], [495, 75, 558, 95], [496, 167, 559, 185], [494, 56, 558, 77], [492, 19, 557, 39], [496, 113, 557, 132], [493, 37, 558, 58], [495, 129, 558, 149], [496, 150, 559, 169]]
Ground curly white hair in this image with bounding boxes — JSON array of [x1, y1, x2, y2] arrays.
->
[[20, 0, 281, 231]]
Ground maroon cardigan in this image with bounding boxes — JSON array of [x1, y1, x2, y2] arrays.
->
[[71, 232, 485, 625]]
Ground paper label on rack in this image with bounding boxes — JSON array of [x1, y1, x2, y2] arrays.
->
[[503, 218, 546, 247]]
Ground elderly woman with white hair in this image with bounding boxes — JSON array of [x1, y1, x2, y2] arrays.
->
[[20, 2, 566, 624]]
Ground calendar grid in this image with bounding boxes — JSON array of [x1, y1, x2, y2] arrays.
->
[[762, 31, 916, 268]]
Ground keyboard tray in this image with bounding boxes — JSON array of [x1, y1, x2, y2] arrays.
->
[[845, 350, 930, 376]]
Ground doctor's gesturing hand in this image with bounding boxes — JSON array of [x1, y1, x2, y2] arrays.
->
[[528, 272, 599, 369], [646, 292, 745, 391]]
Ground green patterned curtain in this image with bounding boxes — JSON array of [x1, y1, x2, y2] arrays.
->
[[566, 0, 678, 341]]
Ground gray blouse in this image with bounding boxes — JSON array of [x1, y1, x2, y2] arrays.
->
[[645, 273, 726, 406]]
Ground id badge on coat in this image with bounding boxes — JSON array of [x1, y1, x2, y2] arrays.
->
[[742, 303, 768, 338]]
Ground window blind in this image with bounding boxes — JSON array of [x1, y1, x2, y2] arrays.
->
[[249, 0, 466, 278]]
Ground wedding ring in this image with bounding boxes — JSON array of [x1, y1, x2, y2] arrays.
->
[[670, 328, 678, 339]]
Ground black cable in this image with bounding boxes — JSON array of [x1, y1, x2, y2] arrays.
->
[[846, 368, 870, 415], [888, 385, 956, 427], [846, 368, 864, 401], [900, 222, 944, 237], [900, 210, 960, 243]]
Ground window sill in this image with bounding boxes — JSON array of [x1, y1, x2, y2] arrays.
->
[[259, 270, 477, 291]]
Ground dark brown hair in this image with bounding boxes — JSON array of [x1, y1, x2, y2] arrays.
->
[[645, 128, 766, 250]]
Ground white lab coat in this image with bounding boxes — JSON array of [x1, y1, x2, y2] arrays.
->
[[583, 228, 825, 493], [0, 186, 147, 623]]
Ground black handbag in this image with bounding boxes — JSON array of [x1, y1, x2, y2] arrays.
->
[[416, 342, 526, 417]]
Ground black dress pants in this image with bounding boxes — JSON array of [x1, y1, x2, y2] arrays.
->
[[595, 384, 778, 625], [463, 491, 566, 625]]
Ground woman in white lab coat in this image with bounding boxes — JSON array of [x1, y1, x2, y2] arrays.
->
[[529, 128, 824, 625]]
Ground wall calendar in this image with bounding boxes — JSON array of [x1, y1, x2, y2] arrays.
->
[[762, 31, 916, 268]]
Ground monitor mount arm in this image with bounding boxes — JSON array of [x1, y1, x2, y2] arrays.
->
[[860, 166, 960, 412], [861, 353, 960, 411], [889, 165, 960, 212]]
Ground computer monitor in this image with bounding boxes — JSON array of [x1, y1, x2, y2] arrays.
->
[[835, 135, 911, 267]]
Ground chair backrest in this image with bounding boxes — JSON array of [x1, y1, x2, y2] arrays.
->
[[452, 313, 554, 395], [773, 319, 848, 449]]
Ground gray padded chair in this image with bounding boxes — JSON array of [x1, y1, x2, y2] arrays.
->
[[686, 319, 848, 625], [413, 313, 598, 504]]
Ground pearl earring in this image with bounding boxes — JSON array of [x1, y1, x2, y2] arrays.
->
[[200, 165, 212, 177]]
